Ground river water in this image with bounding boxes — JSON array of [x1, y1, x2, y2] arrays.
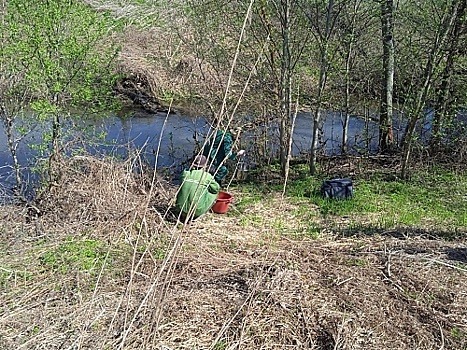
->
[[1, 108, 410, 199], [0, 109, 208, 197]]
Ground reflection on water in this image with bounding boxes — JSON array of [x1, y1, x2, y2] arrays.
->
[[0, 111, 209, 194], [93, 111, 209, 168], [3, 107, 447, 197], [0, 110, 383, 195], [2, 106, 462, 200], [291, 111, 380, 155]]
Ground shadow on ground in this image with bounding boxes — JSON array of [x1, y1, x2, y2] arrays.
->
[[444, 247, 467, 263], [337, 226, 466, 241]]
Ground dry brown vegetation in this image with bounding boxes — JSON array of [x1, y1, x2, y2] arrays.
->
[[1, 155, 466, 350], [115, 24, 224, 114], [1, 3, 466, 349]]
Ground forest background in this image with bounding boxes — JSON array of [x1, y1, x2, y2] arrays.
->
[[1, 0, 467, 193]]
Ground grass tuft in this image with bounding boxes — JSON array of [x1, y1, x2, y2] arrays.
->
[[40, 238, 108, 274]]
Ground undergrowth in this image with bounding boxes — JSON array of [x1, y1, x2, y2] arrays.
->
[[40, 238, 109, 274], [1, 155, 466, 350]]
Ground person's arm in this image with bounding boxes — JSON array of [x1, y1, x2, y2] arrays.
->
[[223, 132, 246, 160], [207, 174, 220, 194], [223, 132, 241, 160]]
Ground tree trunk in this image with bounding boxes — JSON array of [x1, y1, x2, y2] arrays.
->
[[430, 51, 455, 153], [0, 105, 22, 194], [310, 0, 334, 175], [279, 0, 292, 178], [310, 77, 325, 175], [48, 93, 62, 186], [342, 0, 361, 154], [342, 49, 351, 154], [379, 0, 394, 153]]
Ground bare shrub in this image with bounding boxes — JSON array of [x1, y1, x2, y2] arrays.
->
[[35, 154, 176, 229]]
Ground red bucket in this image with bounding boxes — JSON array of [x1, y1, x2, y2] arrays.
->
[[212, 191, 233, 214]]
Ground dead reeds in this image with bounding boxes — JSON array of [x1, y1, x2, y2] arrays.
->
[[1, 152, 466, 349], [36, 154, 169, 226]]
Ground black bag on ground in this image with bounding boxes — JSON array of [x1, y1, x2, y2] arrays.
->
[[321, 178, 353, 199]]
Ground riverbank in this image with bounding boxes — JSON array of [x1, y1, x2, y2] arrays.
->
[[1, 155, 466, 349]]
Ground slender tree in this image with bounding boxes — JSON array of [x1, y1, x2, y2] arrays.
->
[[305, 0, 340, 175], [278, 0, 293, 177], [400, 0, 463, 178], [3, 0, 120, 189], [379, 0, 395, 153], [430, 0, 467, 153], [0, 0, 31, 196], [336, 0, 368, 154]]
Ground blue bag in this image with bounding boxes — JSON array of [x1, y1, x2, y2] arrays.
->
[[321, 178, 353, 199]]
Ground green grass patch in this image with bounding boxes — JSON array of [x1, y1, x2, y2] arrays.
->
[[239, 213, 265, 228], [289, 204, 322, 239], [284, 167, 466, 229], [231, 185, 266, 213], [450, 326, 466, 340], [0, 266, 33, 288], [137, 235, 170, 261], [291, 222, 321, 239], [344, 258, 368, 267], [40, 238, 109, 274]]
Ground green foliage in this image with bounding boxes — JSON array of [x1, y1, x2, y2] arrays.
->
[[40, 238, 108, 274], [4, 0, 121, 112], [30, 100, 59, 122], [1, 0, 122, 189]]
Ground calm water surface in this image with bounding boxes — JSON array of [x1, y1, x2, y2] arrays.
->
[[1, 108, 418, 198]]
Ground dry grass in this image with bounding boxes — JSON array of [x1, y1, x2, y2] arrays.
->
[[1, 155, 466, 350], [115, 23, 226, 110], [2, 2, 465, 348]]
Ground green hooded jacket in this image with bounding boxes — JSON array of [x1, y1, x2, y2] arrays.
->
[[175, 169, 220, 218], [203, 130, 237, 166]]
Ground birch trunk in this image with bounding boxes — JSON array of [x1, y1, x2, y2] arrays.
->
[[379, 0, 394, 153]]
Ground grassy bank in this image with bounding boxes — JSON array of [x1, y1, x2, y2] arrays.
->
[[234, 164, 466, 237], [0, 157, 466, 349]]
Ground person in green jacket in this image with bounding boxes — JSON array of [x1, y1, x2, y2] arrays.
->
[[175, 155, 220, 221], [202, 128, 246, 185]]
